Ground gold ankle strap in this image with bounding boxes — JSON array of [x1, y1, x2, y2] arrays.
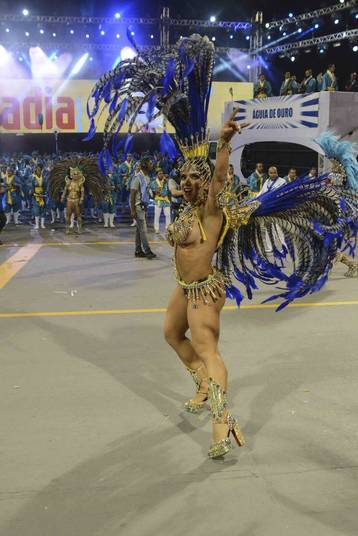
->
[[186, 365, 208, 393], [208, 378, 228, 423]]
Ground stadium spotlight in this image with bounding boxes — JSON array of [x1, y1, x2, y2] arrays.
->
[[22, 8, 29, 16], [211, 36, 216, 41], [210, 16, 216, 22], [314, 23, 319, 29], [265, 23, 270, 28], [40, 29, 44, 34], [6, 28, 10, 33], [70, 52, 89, 75], [86, 34, 90, 39], [52, 32, 56, 37], [246, 35, 250, 40], [339, 0, 345, 3], [267, 35, 271, 40], [70, 29, 75, 34], [150, 34, 154, 39], [100, 30, 105, 36], [115, 12, 121, 19], [25, 31, 30, 37], [353, 45, 358, 52], [116, 33, 120, 39], [298, 28, 302, 33], [288, 12, 293, 18], [334, 18, 339, 24]]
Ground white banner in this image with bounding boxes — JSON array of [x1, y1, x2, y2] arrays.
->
[[234, 93, 320, 132]]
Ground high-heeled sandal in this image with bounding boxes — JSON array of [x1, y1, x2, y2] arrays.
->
[[207, 378, 245, 459], [184, 364, 209, 414]]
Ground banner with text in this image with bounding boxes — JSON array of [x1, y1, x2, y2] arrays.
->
[[0, 79, 253, 135]]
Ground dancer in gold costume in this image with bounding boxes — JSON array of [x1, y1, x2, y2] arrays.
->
[[88, 34, 357, 459]]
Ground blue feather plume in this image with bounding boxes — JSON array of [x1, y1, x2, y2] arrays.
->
[[160, 130, 178, 159], [317, 132, 358, 190]]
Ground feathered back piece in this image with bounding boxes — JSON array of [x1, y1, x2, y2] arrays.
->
[[48, 157, 106, 204], [317, 132, 358, 190], [217, 174, 356, 310], [86, 34, 215, 179]]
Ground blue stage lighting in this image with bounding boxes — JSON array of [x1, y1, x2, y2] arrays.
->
[[115, 12, 121, 19]]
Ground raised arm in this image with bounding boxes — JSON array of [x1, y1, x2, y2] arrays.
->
[[208, 109, 248, 205]]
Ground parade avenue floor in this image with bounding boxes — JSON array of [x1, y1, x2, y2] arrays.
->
[[1, 223, 358, 536]]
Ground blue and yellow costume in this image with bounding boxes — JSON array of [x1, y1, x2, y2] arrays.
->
[[30, 172, 47, 218], [3, 171, 22, 224], [322, 69, 338, 91], [302, 75, 317, 94], [254, 79, 272, 98], [102, 173, 118, 227], [247, 170, 266, 194], [118, 159, 133, 210]]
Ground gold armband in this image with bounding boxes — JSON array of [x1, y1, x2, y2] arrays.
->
[[216, 139, 232, 154]]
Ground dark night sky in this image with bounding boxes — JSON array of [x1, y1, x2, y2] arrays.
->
[[0, 0, 356, 89], [0, 0, 347, 20]]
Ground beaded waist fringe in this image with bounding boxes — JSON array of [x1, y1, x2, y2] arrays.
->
[[175, 267, 228, 307]]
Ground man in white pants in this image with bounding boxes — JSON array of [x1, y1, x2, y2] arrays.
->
[[150, 169, 171, 234], [260, 167, 287, 253]]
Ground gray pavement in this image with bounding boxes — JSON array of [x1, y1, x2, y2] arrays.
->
[[0, 224, 358, 536]]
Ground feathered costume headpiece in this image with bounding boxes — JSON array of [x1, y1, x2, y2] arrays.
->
[[86, 33, 214, 185], [87, 34, 358, 310], [48, 157, 106, 205]]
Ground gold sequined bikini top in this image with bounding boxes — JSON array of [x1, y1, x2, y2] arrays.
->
[[166, 185, 260, 249], [166, 204, 209, 247]]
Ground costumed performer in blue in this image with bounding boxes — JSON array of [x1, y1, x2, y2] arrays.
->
[[86, 34, 358, 459]]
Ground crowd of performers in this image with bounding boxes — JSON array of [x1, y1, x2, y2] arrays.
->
[[0, 152, 337, 230], [1, 149, 357, 278], [0, 151, 178, 231], [253, 65, 357, 98]]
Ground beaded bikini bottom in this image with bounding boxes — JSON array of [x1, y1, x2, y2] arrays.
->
[[175, 267, 228, 308]]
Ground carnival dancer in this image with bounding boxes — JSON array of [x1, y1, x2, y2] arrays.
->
[[102, 171, 118, 228], [30, 164, 47, 229], [247, 162, 267, 194], [48, 157, 106, 235], [253, 74, 272, 98], [322, 64, 338, 92], [3, 166, 22, 225], [150, 169, 171, 234], [87, 33, 357, 459]]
